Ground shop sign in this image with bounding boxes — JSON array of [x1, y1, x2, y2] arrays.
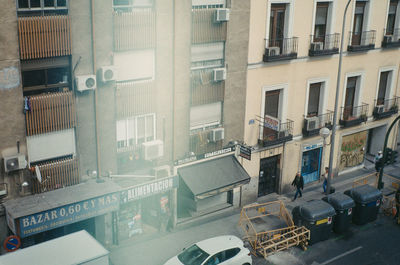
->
[[263, 115, 280, 131], [239, 145, 252, 160], [303, 142, 323, 151], [174, 146, 235, 166], [18, 193, 119, 238], [121, 175, 179, 203]]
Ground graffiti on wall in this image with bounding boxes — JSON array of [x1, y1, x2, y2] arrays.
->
[[0, 66, 20, 91], [339, 131, 367, 171]]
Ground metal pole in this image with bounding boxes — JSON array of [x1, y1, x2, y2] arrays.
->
[[327, 0, 352, 195]]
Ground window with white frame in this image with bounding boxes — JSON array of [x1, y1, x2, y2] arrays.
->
[[266, 1, 294, 47], [312, 1, 335, 44], [17, 0, 68, 14], [386, 0, 400, 36], [114, 50, 155, 82], [342, 74, 363, 119], [116, 114, 155, 149], [376, 69, 395, 105], [113, 0, 154, 12], [351, 0, 372, 45], [190, 102, 222, 132], [305, 79, 328, 118], [192, 0, 225, 9], [191, 42, 225, 70]]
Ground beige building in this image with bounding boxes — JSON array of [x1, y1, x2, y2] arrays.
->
[[242, 0, 400, 202]]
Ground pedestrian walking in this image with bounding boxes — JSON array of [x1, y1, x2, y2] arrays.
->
[[292, 172, 304, 201], [322, 167, 329, 194], [374, 150, 383, 173]]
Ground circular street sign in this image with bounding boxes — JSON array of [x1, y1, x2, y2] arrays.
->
[[3, 235, 21, 252]]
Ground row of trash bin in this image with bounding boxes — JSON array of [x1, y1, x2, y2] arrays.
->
[[292, 184, 382, 245]]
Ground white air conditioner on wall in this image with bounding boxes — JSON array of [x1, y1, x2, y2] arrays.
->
[[99, 66, 117, 83], [152, 165, 170, 178], [213, 68, 226, 82], [305, 116, 319, 131], [75, 75, 96, 92], [209, 128, 225, 142], [215, 8, 230, 22], [376, 105, 385, 114], [268, 47, 280, 56], [3, 154, 27, 173], [142, 140, 164, 161]]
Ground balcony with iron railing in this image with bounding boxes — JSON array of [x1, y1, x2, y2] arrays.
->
[[339, 103, 369, 128], [308, 34, 339, 57], [113, 10, 156, 51], [373, 97, 399, 120], [381, 28, 400, 48], [347, 30, 376, 52], [31, 157, 79, 194], [257, 116, 294, 148], [192, 9, 227, 44], [25, 91, 76, 136], [302, 111, 334, 137], [116, 80, 157, 119], [191, 69, 225, 106], [18, 15, 71, 60], [263, 37, 298, 62]]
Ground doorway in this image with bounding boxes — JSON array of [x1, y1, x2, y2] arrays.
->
[[258, 155, 280, 197]]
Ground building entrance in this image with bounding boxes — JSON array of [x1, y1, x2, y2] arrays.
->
[[258, 155, 280, 197]]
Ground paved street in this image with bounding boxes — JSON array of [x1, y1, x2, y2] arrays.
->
[[109, 163, 400, 265]]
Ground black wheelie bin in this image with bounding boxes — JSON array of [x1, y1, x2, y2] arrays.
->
[[322, 193, 355, 233], [344, 185, 382, 225], [292, 200, 336, 245]]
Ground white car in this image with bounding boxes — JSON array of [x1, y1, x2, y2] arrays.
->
[[163, 235, 252, 265]]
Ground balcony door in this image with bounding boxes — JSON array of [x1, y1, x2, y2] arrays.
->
[[314, 2, 329, 43], [386, 0, 398, 35], [269, 4, 285, 49], [377, 71, 390, 105], [344, 77, 357, 119], [263, 90, 280, 140], [307, 83, 321, 117], [352, 2, 366, 45]]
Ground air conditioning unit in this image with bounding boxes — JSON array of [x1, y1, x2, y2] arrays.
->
[[306, 116, 319, 131], [152, 165, 170, 178], [375, 105, 384, 114], [215, 8, 230, 22], [142, 140, 164, 161], [311, 42, 324, 51], [383, 35, 393, 43], [99, 66, 117, 83], [267, 47, 280, 56], [75, 75, 96, 92], [3, 154, 27, 173], [209, 128, 225, 142], [213, 68, 226, 82]]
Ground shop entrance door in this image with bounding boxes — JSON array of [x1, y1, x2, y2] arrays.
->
[[301, 148, 322, 184], [258, 155, 280, 197]]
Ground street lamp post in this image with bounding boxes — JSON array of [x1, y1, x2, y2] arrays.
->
[[327, 0, 353, 195]]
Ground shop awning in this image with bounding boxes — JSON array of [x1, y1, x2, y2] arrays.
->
[[178, 155, 250, 200]]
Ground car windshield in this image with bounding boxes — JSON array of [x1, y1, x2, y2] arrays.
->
[[177, 244, 210, 265]]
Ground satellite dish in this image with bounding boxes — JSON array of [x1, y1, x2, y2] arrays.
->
[[35, 165, 42, 183]]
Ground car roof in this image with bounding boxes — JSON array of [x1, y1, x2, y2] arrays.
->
[[195, 235, 243, 255]]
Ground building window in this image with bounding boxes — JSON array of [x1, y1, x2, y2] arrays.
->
[[22, 66, 70, 96], [269, 4, 286, 46], [314, 3, 329, 43], [116, 114, 155, 150], [190, 102, 222, 132], [386, 0, 399, 35], [264, 90, 280, 119], [113, 0, 154, 12], [352, 1, 367, 45], [344, 76, 359, 119], [191, 42, 225, 70], [17, 0, 68, 14], [114, 50, 155, 82], [307, 83, 322, 117], [377, 71, 391, 105]]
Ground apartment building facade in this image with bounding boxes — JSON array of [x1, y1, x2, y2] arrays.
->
[[243, 0, 400, 203], [0, 0, 251, 249]]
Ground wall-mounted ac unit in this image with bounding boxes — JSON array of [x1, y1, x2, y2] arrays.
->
[[383, 35, 393, 43], [267, 47, 280, 56], [99, 66, 117, 83], [152, 165, 170, 178], [142, 140, 164, 161], [75, 75, 96, 92], [375, 105, 385, 114], [3, 154, 27, 173], [305, 116, 319, 131], [311, 42, 324, 51], [209, 128, 225, 142], [213, 68, 226, 82], [215, 8, 230, 22]]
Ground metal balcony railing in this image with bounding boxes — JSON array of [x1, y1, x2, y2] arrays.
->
[[373, 97, 399, 119], [257, 116, 294, 147], [382, 28, 400, 48], [18, 15, 71, 60], [348, 30, 376, 52], [192, 9, 227, 44], [302, 111, 334, 137], [25, 91, 76, 136], [339, 103, 369, 127], [113, 10, 156, 51], [263, 37, 298, 62], [309, 33, 339, 56], [31, 157, 79, 194]]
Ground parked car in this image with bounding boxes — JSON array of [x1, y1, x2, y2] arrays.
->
[[163, 235, 252, 265]]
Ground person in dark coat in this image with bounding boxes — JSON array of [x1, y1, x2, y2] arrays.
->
[[292, 172, 304, 201], [374, 150, 383, 173]]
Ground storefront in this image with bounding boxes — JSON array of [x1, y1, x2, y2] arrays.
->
[[3, 179, 120, 248], [176, 154, 250, 221], [301, 143, 323, 184], [117, 175, 178, 242]]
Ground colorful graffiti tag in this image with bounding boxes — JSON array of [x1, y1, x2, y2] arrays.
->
[[339, 131, 367, 171]]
